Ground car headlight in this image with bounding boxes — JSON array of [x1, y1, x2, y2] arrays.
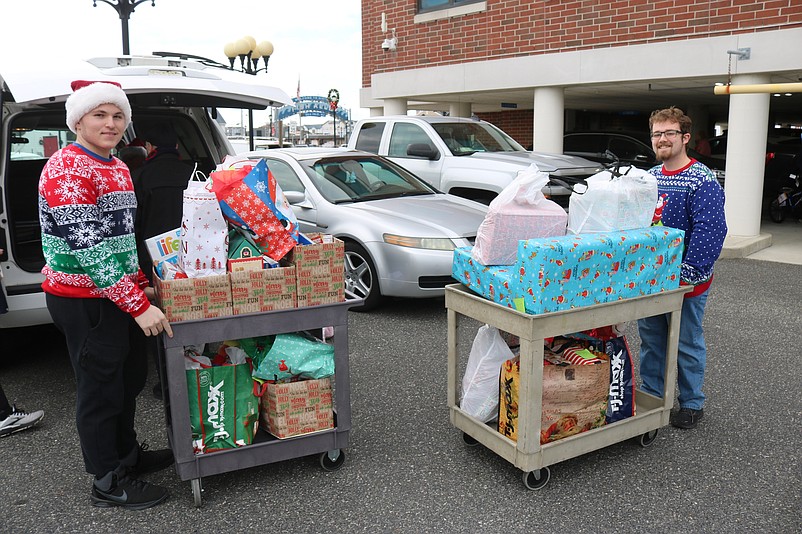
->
[[383, 233, 457, 251]]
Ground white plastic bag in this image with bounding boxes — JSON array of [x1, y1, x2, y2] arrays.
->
[[179, 167, 228, 277], [460, 324, 516, 423], [567, 166, 657, 235], [472, 164, 567, 265]]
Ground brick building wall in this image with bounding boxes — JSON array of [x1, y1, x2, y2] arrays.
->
[[361, 1, 802, 145], [363, 0, 802, 87]]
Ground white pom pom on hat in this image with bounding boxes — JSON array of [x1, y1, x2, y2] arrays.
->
[[65, 80, 132, 134]]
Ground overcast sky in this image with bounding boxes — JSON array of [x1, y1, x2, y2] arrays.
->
[[1, 0, 365, 126]]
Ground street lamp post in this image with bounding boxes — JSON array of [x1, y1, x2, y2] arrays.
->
[[92, 0, 155, 55], [328, 89, 340, 148], [223, 37, 275, 151]]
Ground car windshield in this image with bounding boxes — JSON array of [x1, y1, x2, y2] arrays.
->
[[301, 155, 436, 204], [432, 122, 526, 155]]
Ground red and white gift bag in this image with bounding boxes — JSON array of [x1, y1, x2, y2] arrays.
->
[[179, 170, 228, 277]]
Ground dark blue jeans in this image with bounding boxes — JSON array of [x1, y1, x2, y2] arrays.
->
[[637, 289, 709, 411], [46, 294, 147, 478]]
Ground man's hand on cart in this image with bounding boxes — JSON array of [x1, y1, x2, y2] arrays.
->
[[136, 305, 173, 338]]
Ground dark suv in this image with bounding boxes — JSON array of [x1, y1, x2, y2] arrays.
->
[[709, 129, 802, 196], [564, 131, 726, 186]]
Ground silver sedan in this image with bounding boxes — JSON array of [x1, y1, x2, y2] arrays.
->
[[241, 148, 488, 311]]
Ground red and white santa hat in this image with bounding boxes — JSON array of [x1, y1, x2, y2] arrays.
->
[[65, 80, 132, 134]]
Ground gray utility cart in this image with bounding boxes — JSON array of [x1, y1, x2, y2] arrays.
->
[[446, 283, 691, 490], [158, 299, 356, 507]]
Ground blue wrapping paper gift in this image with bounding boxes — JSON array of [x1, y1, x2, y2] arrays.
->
[[452, 227, 684, 314], [452, 247, 521, 311]]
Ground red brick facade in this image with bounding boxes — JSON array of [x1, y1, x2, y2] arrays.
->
[[362, 0, 802, 87]]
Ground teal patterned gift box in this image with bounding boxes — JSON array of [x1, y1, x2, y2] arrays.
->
[[516, 227, 684, 314], [452, 247, 521, 311], [453, 227, 684, 315]]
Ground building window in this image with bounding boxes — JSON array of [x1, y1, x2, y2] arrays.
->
[[418, 0, 482, 14]]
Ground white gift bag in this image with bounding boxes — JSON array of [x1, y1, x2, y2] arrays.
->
[[567, 166, 658, 234], [179, 167, 228, 277], [460, 324, 516, 423]]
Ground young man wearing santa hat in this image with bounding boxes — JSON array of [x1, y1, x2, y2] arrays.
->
[[38, 80, 174, 510]]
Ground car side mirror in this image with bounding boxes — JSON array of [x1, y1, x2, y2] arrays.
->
[[407, 143, 439, 160], [284, 190, 307, 205]]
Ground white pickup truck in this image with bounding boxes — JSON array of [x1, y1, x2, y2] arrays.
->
[[347, 115, 603, 206]]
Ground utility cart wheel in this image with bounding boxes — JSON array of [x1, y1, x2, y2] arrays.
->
[[522, 467, 551, 490], [638, 429, 659, 448], [462, 432, 479, 447], [320, 449, 346, 471], [191, 478, 203, 507]]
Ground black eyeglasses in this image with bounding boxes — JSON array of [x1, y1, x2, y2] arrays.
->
[[650, 130, 685, 140]]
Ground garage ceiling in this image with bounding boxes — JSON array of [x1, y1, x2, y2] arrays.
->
[[409, 70, 802, 124]]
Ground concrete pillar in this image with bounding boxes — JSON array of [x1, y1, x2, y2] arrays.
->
[[382, 98, 408, 116], [533, 87, 564, 153], [724, 73, 770, 238], [449, 102, 472, 118], [369, 107, 384, 117]]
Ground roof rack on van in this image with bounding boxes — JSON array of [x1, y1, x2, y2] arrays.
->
[[150, 51, 231, 70]]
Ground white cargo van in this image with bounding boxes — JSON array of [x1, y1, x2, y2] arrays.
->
[[0, 54, 290, 329]]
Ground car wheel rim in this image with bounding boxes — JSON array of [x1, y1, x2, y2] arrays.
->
[[344, 251, 372, 299]]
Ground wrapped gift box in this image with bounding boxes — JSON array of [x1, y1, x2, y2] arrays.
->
[[154, 272, 233, 322], [516, 227, 684, 314], [261, 378, 334, 439], [452, 247, 521, 311], [453, 227, 684, 315], [289, 233, 345, 307], [230, 265, 297, 314]]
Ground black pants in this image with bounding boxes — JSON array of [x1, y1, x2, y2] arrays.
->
[[46, 294, 147, 478]]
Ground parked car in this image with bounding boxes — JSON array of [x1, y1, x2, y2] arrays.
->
[[0, 53, 290, 329], [347, 116, 603, 208], [563, 131, 726, 186], [710, 129, 802, 196], [240, 147, 488, 311]]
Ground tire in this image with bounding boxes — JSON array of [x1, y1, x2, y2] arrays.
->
[[344, 241, 382, 312], [769, 198, 785, 223]]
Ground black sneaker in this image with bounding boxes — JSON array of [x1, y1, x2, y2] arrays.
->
[[129, 442, 174, 477], [91, 475, 168, 510], [670, 407, 704, 429]]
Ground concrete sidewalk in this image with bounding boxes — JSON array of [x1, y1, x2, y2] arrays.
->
[[723, 216, 802, 265]]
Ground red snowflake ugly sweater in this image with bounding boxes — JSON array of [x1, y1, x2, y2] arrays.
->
[[38, 143, 151, 317]]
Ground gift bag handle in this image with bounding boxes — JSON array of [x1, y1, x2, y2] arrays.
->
[[189, 162, 214, 191]]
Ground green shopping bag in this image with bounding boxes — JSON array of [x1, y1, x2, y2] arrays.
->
[[187, 362, 259, 454]]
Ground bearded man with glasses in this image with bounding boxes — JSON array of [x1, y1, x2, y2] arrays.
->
[[637, 107, 727, 430]]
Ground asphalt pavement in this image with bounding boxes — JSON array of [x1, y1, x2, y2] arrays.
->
[[1, 256, 800, 533]]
